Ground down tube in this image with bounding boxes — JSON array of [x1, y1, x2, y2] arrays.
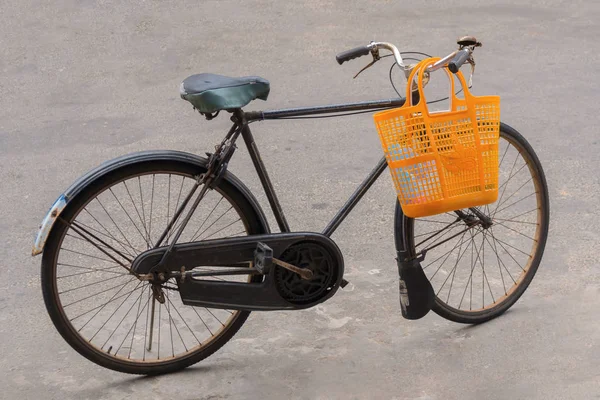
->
[[322, 156, 388, 237]]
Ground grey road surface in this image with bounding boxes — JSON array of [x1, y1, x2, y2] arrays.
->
[[1, 0, 599, 399]]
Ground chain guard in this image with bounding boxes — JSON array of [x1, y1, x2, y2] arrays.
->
[[274, 241, 343, 306]]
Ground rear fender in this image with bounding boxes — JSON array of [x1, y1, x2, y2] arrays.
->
[[32, 150, 270, 256]]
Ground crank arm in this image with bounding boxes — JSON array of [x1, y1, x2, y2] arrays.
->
[[272, 258, 313, 280]]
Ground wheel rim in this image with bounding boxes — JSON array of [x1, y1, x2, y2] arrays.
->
[[50, 170, 254, 364], [407, 130, 547, 313]]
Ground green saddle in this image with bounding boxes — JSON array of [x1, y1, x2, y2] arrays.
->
[[180, 73, 270, 113]]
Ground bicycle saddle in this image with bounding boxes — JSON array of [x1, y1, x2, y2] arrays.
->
[[180, 73, 270, 113]]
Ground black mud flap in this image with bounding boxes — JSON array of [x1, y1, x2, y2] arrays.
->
[[396, 250, 435, 320]]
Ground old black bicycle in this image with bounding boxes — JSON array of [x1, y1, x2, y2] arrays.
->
[[33, 37, 549, 374]]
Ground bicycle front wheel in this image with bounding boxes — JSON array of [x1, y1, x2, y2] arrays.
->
[[41, 157, 267, 374], [394, 123, 550, 324]]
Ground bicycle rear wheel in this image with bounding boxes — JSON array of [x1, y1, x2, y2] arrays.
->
[[41, 157, 267, 374], [395, 123, 549, 324]]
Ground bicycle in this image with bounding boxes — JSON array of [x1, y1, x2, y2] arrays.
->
[[32, 36, 549, 375]]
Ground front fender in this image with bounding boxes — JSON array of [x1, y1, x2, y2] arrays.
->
[[32, 150, 270, 256]]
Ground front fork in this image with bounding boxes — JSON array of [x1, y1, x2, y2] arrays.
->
[[410, 207, 494, 262]]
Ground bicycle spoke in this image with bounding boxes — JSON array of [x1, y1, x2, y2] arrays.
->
[[495, 162, 528, 194], [57, 262, 124, 277], [493, 217, 537, 226], [435, 231, 471, 295], [191, 205, 234, 242], [109, 187, 150, 249], [61, 248, 115, 263], [167, 176, 186, 246], [138, 177, 149, 245], [205, 308, 225, 326], [82, 209, 140, 255], [484, 232, 517, 284], [164, 291, 188, 352], [495, 192, 537, 215], [458, 229, 486, 310], [192, 307, 214, 336], [189, 196, 224, 243], [71, 221, 133, 263], [58, 267, 127, 280], [414, 218, 454, 225], [165, 295, 202, 345], [123, 181, 151, 248], [63, 279, 141, 309], [223, 230, 248, 239], [429, 230, 469, 281], [479, 231, 495, 305], [422, 236, 468, 270], [89, 281, 146, 342], [68, 223, 131, 270], [483, 233, 507, 294], [96, 197, 146, 252], [165, 174, 171, 248], [101, 284, 150, 351], [489, 229, 531, 259], [498, 141, 510, 168], [65, 233, 133, 259], [76, 219, 140, 255], [71, 279, 139, 324], [148, 175, 155, 246], [416, 218, 461, 248], [202, 217, 242, 241], [118, 282, 145, 358], [493, 151, 520, 216], [493, 221, 537, 242], [494, 175, 533, 212], [500, 208, 538, 222], [445, 236, 467, 303]]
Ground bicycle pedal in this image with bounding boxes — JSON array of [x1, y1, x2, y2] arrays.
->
[[254, 242, 273, 274], [340, 278, 349, 288]]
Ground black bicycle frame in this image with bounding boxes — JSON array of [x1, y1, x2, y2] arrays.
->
[[233, 97, 406, 236]]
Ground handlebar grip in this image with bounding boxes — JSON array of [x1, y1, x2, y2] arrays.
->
[[448, 49, 470, 73], [336, 46, 370, 65]]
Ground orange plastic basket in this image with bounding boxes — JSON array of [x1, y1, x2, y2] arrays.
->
[[374, 57, 500, 218]]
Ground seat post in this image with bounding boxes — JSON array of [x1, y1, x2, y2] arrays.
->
[[235, 109, 290, 233]]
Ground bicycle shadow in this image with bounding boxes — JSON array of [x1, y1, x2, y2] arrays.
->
[[448, 306, 522, 334], [76, 362, 237, 398], [76, 306, 529, 399]]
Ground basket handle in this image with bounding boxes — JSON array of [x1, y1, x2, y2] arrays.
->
[[405, 57, 472, 115]]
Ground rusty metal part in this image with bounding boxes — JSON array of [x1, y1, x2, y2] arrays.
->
[[272, 257, 314, 280], [151, 284, 165, 304], [32, 195, 67, 256]]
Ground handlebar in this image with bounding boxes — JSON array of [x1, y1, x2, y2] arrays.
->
[[335, 39, 476, 74], [336, 46, 371, 64], [448, 48, 471, 73]]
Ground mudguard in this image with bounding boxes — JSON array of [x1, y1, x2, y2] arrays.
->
[[32, 150, 270, 256], [393, 200, 435, 320]]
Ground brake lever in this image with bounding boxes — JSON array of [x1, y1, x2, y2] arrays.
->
[[467, 56, 475, 88], [353, 48, 380, 79]]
